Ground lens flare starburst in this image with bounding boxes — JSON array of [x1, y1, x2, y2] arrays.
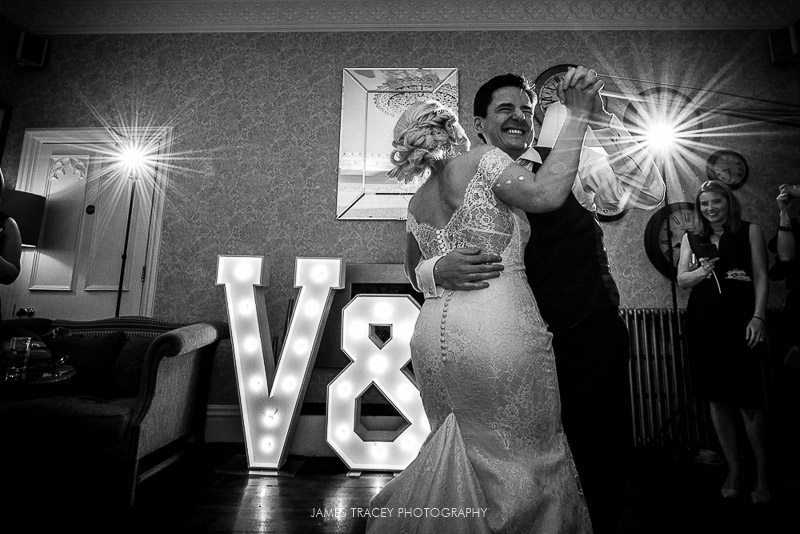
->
[[71, 95, 215, 221], [589, 42, 800, 202]]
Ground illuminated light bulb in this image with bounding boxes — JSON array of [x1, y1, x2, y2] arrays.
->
[[116, 142, 149, 177], [312, 266, 329, 283], [259, 437, 275, 453], [368, 354, 388, 375], [283, 377, 297, 392], [238, 300, 254, 316], [234, 263, 253, 281], [293, 338, 310, 355], [337, 382, 352, 398], [304, 301, 321, 317], [263, 410, 279, 428], [373, 301, 393, 320], [371, 443, 387, 459], [249, 376, 263, 392], [347, 320, 367, 341], [244, 336, 260, 353]]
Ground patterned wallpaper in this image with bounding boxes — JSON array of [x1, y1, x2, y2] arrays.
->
[[1, 28, 799, 401]]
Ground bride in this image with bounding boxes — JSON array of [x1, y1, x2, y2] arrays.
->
[[367, 67, 600, 534]]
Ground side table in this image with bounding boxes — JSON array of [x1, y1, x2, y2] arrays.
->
[[0, 363, 76, 399]]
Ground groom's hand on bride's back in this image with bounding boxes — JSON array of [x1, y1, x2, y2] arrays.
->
[[434, 247, 504, 291]]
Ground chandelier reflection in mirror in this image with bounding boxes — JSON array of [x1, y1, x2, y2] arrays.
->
[[372, 70, 458, 118], [337, 68, 459, 220]]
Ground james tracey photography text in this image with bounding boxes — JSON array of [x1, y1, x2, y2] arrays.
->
[[309, 507, 489, 519]]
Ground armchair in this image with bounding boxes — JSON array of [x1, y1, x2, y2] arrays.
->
[[0, 316, 229, 510]]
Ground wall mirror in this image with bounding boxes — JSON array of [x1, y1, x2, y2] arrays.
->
[[336, 68, 459, 220]]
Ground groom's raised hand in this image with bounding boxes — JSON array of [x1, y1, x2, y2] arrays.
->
[[434, 247, 504, 291]]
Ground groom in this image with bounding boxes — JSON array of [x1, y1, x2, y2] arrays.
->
[[412, 71, 664, 534]]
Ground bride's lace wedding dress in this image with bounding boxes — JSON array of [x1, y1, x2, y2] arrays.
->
[[367, 148, 592, 533]]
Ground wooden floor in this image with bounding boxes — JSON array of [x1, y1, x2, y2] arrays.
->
[[6, 443, 796, 533]]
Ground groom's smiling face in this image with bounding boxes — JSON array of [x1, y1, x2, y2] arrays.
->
[[474, 86, 535, 161]]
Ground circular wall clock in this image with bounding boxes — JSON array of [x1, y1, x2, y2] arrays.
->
[[706, 149, 748, 190], [644, 202, 696, 278], [533, 64, 576, 125]]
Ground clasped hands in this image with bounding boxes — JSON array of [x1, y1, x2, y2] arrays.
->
[[555, 66, 610, 127]]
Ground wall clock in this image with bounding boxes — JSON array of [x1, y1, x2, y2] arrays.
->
[[706, 149, 748, 190], [643, 202, 696, 278], [533, 64, 576, 125]]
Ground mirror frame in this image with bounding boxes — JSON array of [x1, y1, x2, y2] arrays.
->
[[336, 68, 459, 220]]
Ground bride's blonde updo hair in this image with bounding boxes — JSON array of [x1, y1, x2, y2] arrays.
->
[[388, 100, 468, 183]]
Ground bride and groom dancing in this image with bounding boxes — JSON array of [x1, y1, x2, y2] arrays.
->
[[368, 66, 664, 533]]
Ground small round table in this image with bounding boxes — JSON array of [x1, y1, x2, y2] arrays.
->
[[0, 363, 76, 399]]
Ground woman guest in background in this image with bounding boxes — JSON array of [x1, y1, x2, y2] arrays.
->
[[0, 168, 23, 321], [677, 179, 771, 504], [368, 65, 601, 534], [770, 183, 800, 365]]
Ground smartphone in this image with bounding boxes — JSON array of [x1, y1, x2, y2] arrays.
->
[[697, 243, 718, 260]]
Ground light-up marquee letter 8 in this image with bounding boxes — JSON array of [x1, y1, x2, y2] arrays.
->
[[216, 255, 344, 469], [327, 294, 431, 471]]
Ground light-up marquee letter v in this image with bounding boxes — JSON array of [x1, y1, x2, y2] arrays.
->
[[217, 256, 344, 469]]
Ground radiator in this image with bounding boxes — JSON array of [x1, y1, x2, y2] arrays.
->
[[621, 308, 714, 449]]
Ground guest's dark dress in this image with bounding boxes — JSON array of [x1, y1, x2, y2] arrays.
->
[[686, 221, 765, 408]]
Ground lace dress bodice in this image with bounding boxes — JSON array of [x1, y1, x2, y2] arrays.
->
[[406, 148, 530, 273]]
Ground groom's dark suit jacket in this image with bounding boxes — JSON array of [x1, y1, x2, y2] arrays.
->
[[523, 146, 621, 337], [522, 145, 630, 534]]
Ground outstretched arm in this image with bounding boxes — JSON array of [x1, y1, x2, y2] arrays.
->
[[582, 112, 665, 211], [492, 67, 599, 213], [542, 92, 665, 213]]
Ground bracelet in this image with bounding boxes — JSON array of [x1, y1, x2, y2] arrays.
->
[[752, 316, 765, 323], [778, 225, 793, 232]]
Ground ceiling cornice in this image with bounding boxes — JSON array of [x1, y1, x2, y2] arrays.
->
[[1, 0, 800, 35]]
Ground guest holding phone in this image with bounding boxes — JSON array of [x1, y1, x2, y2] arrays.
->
[[677, 180, 771, 503]]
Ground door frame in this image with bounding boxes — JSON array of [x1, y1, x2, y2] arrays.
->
[[15, 127, 171, 317]]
